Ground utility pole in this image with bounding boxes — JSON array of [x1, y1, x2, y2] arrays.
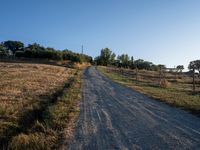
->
[[81, 45, 84, 55]]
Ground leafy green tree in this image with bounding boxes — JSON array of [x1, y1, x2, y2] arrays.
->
[[3, 41, 24, 55], [188, 60, 200, 92], [25, 43, 49, 58], [94, 56, 102, 65], [176, 65, 184, 72], [130, 56, 134, 69], [134, 59, 153, 70], [0, 43, 8, 57], [26, 43, 45, 51], [118, 54, 130, 68], [151, 64, 159, 71], [94, 48, 115, 66], [143, 61, 153, 70], [110, 53, 116, 65], [194, 60, 200, 73], [189, 60, 200, 73], [189, 61, 196, 92], [100, 48, 112, 66]]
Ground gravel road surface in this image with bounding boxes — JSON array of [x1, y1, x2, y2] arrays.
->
[[69, 67, 200, 150]]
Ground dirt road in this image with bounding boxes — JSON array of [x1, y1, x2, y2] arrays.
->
[[69, 67, 200, 150]]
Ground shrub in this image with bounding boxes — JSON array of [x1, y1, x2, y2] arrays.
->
[[15, 51, 25, 58]]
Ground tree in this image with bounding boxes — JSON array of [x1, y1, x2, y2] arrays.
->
[[118, 54, 130, 68], [151, 64, 159, 71], [189, 60, 200, 73], [130, 56, 134, 69], [134, 59, 153, 70], [194, 60, 200, 74], [25, 43, 49, 58], [94, 48, 115, 66], [142, 61, 153, 70], [3, 41, 24, 55], [188, 60, 200, 93], [100, 48, 112, 66], [158, 64, 166, 70], [0, 43, 8, 58], [94, 56, 102, 65], [176, 65, 184, 72], [110, 53, 116, 65], [26, 43, 45, 51]]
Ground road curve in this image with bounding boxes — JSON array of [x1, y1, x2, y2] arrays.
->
[[69, 67, 200, 150]]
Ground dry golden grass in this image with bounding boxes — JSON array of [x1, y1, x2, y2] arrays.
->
[[0, 62, 78, 148], [99, 66, 200, 116], [104, 66, 200, 92], [0, 62, 75, 118]]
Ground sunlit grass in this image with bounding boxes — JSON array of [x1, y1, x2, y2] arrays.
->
[[0, 62, 82, 149], [98, 66, 200, 116]]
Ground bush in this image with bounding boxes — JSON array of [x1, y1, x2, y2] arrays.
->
[[15, 51, 25, 58]]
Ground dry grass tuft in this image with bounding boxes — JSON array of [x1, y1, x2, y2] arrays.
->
[[9, 132, 58, 150], [160, 79, 171, 88]]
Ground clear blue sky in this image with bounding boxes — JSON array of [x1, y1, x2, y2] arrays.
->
[[1, 0, 200, 69]]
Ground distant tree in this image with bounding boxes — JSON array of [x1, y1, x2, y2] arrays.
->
[[188, 60, 200, 74], [143, 61, 153, 70], [100, 48, 112, 66], [118, 54, 130, 68], [176, 65, 184, 72], [188, 60, 200, 92], [110, 53, 116, 65], [158, 64, 166, 70], [194, 60, 200, 74], [25, 43, 50, 59], [0, 40, 92, 63], [0, 43, 8, 58], [130, 56, 134, 69], [62, 49, 92, 63], [134, 59, 153, 70], [3, 41, 24, 55], [94, 48, 115, 66], [134, 59, 144, 69], [26, 43, 45, 51], [94, 56, 101, 65], [15, 51, 25, 58], [151, 64, 159, 71]]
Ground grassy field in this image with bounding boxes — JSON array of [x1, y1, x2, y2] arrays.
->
[[0, 62, 83, 149], [98, 66, 200, 116]]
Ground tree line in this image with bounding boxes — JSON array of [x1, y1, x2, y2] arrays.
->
[[0, 40, 92, 63], [94, 48, 200, 73], [95, 48, 167, 71], [95, 48, 200, 92]]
